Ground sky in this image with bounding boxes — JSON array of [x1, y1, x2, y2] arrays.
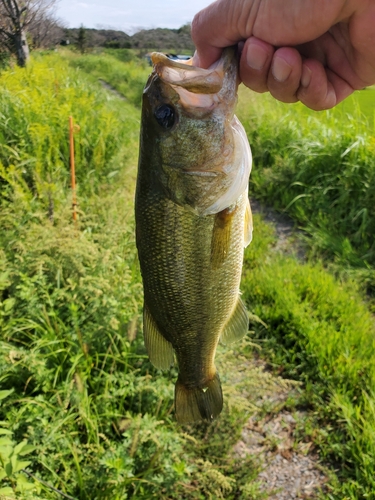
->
[[56, 0, 214, 32]]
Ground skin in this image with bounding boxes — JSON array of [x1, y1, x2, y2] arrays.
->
[[191, 0, 375, 110]]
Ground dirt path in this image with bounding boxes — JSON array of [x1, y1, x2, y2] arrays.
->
[[99, 79, 127, 101], [227, 200, 326, 499], [250, 198, 306, 259]]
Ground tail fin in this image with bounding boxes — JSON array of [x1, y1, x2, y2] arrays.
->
[[175, 372, 223, 424]]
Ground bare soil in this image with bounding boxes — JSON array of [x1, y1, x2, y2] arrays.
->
[[228, 200, 326, 499]]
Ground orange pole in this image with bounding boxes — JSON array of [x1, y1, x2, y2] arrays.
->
[[69, 116, 77, 222]]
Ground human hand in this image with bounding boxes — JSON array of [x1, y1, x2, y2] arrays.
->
[[191, 0, 375, 110]]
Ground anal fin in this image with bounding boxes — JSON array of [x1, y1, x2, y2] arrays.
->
[[244, 197, 253, 248], [143, 304, 174, 370], [221, 297, 249, 345], [175, 372, 223, 424]]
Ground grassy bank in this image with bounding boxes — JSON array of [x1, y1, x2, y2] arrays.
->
[[1, 51, 375, 499], [0, 53, 287, 500], [242, 241, 375, 499], [64, 49, 150, 108], [237, 88, 375, 292], [237, 85, 375, 498]]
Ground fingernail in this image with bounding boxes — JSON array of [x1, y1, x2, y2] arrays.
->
[[246, 42, 267, 71], [272, 56, 292, 83], [301, 65, 312, 88]]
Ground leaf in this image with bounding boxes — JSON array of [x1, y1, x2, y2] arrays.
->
[[0, 429, 13, 436], [12, 458, 31, 474], [3, 298, 15, 312], [5, 461, 12, 477], [0, 437, 13, 446], [107, 170, 119, 178], [13, 440, 28, 456], [0, 445, 13, 460], [16, 473, 36, 492], [0, 390, 14, 402], [18, 444, 36, 457], [283, 193, 311, 211], [0, 487, 15, 497]]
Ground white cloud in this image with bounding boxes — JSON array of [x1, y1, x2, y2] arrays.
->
[[56, 0, 213, 30]]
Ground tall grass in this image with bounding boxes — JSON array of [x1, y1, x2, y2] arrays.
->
[[237, 89, 375, 288], [66, 50, 150, 108], [242, 233, 375, 498], [0, 53, 140, 221], [2, 50, 375, 499], [0, 53, 280, 500], [0, 53, 185, 499]]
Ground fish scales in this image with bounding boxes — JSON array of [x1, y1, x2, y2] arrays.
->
[[137, 193, 247, 379], [135, 48, 252, 424]]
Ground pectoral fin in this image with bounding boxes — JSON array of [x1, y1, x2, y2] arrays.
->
[[143, 304, 174, 369], [211, 206, 236, 269], [244, 198, 253, 248], [221, 297, 249, 345]]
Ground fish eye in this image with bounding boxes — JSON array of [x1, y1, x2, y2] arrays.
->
[[154, 104, 177, 130]]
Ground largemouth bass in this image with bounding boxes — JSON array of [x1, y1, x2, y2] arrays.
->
[[135, 48, 252, 424]]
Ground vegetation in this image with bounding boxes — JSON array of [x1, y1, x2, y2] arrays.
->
[[76, 25, 87, 55], [65, 28, 131, 50], [1, 49, 375, 499], [242, 247, 375, 498], [66, 50, 150, 108], [237, 88, 375, 292], [0, 0, 58, 66], [0, 53, 276, 500], [130, 25, 194, 53], [65, 25, 194, 53]]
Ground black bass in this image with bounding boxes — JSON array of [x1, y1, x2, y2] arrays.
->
[[135, 48, 252, 424]]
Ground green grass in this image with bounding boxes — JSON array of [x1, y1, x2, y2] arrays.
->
[[0, 53, 284, 500], [2, 50, 375, 499], [237, 87, 375, 291], [334, 87, 375, 123], [64, 50, 150, 108], [242, 230, 375, 499]]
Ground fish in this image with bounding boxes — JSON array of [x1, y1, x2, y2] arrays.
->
[[135, 47, 253, 424]]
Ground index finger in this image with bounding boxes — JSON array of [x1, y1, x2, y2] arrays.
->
[[191, 0, 243, 68]]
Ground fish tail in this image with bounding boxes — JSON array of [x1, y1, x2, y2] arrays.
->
[[174, 372, 223, 424]]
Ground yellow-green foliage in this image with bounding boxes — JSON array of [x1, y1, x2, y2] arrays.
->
[[2, 50, 375, 500], [0, 54, 268, 500], [66, 50, 150, 108], [242, 224, 375, 498], [0, 54, 135, 210], [238, 88, 375, 281]]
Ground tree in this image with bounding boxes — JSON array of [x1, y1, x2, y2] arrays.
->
[[0, 0, 57, 66], [76, 24, 86, 54], [28, 10, 64, 49]]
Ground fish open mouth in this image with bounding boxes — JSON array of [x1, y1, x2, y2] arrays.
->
[[151, 49, 238, 109]]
